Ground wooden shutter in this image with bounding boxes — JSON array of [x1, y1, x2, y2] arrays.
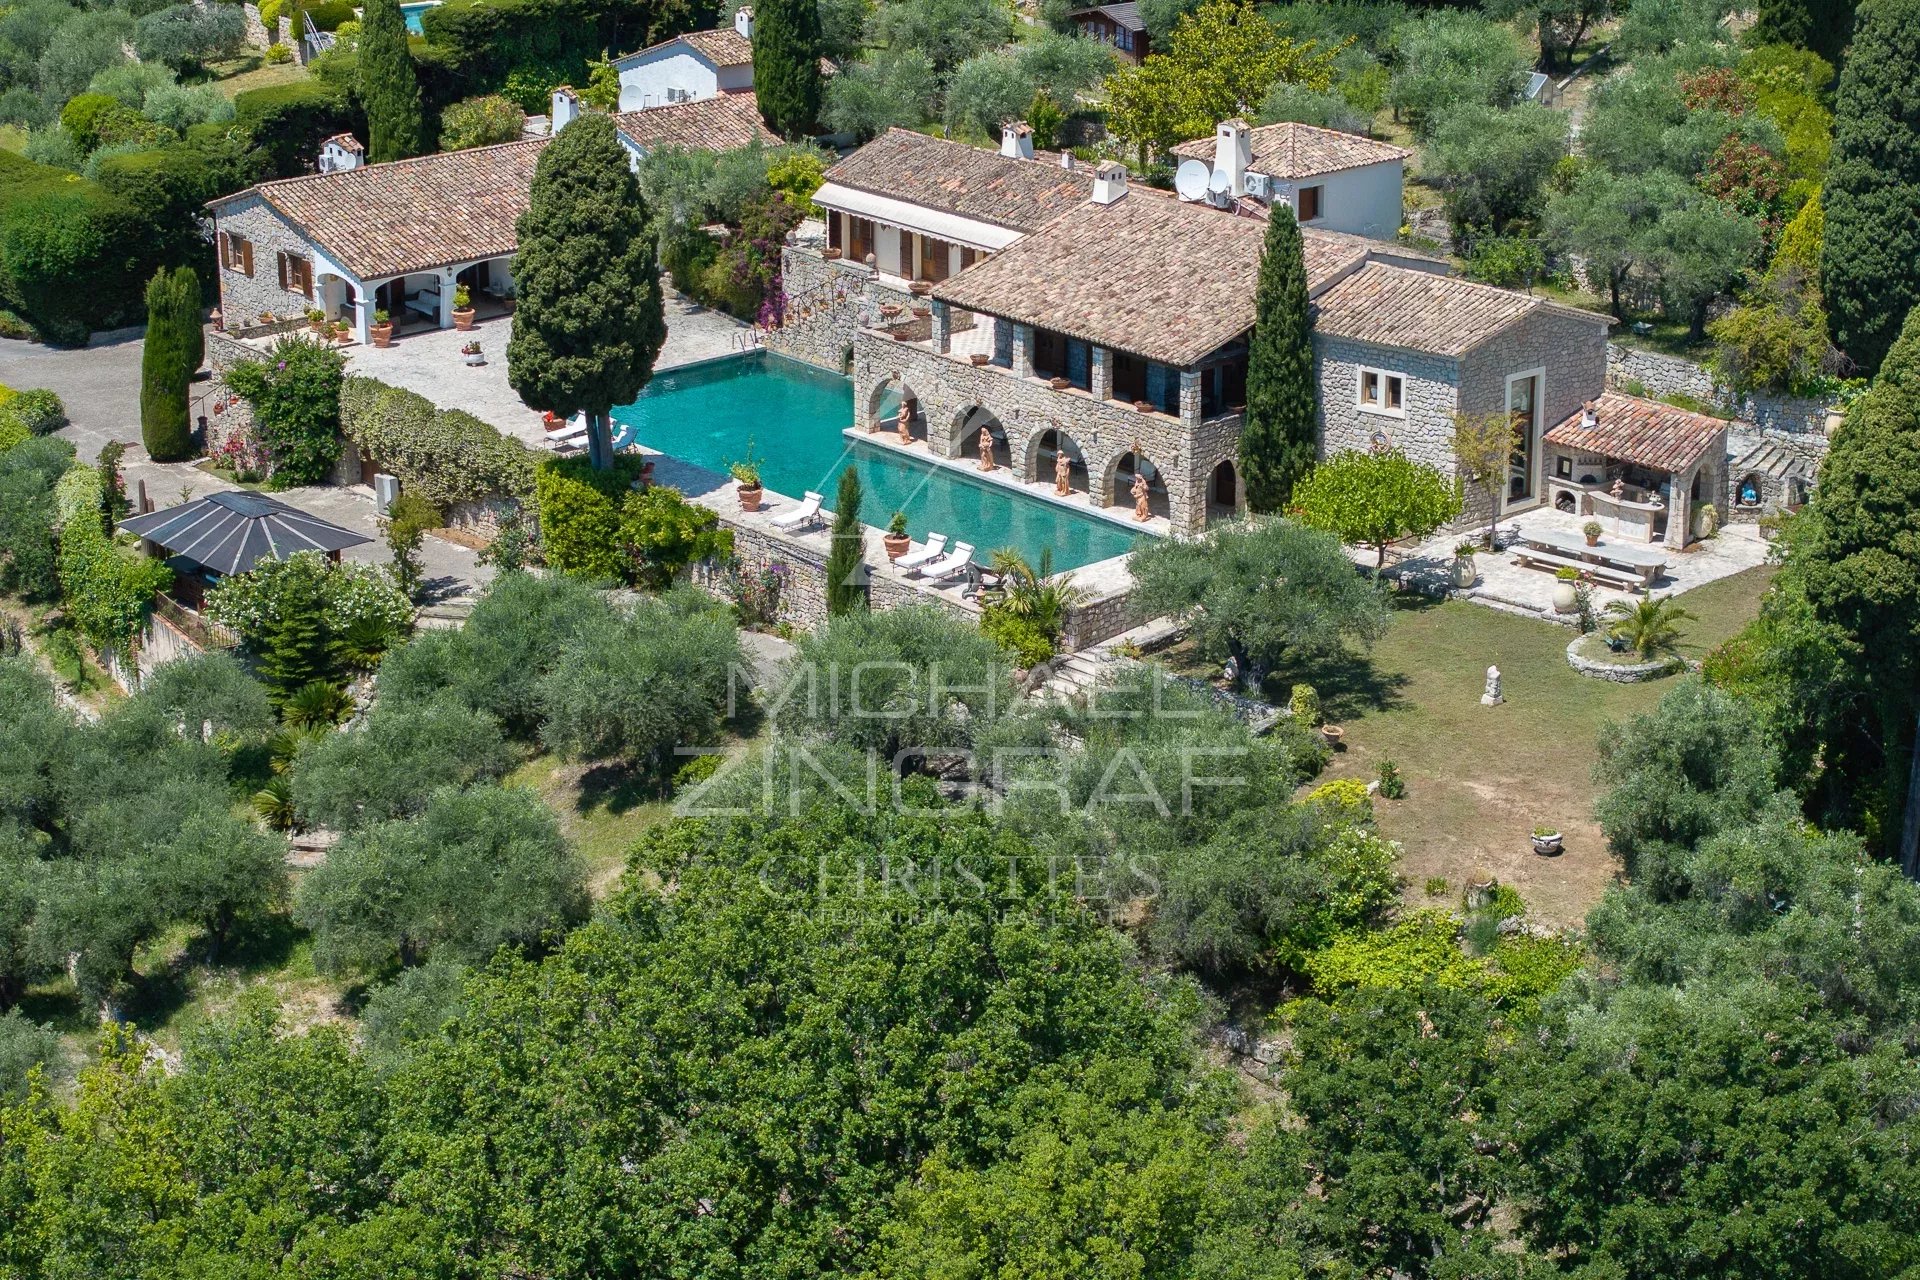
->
[[295, 256, 312, 299], [239, 238, 253, 277], [276, 251, 288, 290], [217, 231, 229, 268]]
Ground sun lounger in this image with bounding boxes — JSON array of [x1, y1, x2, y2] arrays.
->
[[918, 542, 975, 583], [770, 491, 825, 530], [893, 533, 948, 571]]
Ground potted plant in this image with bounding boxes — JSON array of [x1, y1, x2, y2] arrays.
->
[[883, 511, 911, 560], [1450, 539, 1477, 589], [370, 307, 393, 348], [452, 284, 475, 331], [1693, 501, 1719, 539], [969, 352, 991, 366], [729, 446, 763, 511], [1552, 565, 1580, 614], [1049, 375, 1071, 390], [1133, 399, 1154, 413], [460, 340, 484, 366], [331, 321, 351, 343], [1582, 519, 1603, 547], [909, 279, 932, 297], [306, 307, 327, 334], [1320, 723, 1345, 749], [823, 247, 843, 260], [1531, 825, 1563, 855]]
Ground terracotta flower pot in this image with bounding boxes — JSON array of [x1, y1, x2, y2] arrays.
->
[[309, 318, 328, 335], [823, 248, 843, 260], [1050, 376, 1070, 390], [969, 353, 990, 366], [370, 324, 394, 348], [1584, 533, 1599, 547], [1321, 724, 1345, 749], [883, 532, 911, 560], [738, 484, 763, 512], [1133, 399, 1154, 413], [909, 280, 932, 296], [891, 329, 910, 341], [453, 307, 476, 331]]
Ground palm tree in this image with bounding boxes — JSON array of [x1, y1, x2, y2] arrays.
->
[[986, 548, 1087, 640], [1604, 595, 1694, 659]]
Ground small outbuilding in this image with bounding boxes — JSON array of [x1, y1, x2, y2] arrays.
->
[[118, 490, 370, 607], [1543, 392, 1730, 547]]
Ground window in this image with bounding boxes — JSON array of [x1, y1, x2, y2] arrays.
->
[[1297, 185, 1323, 222], [276, 250, 313, 299], [1116, 26, 1131, 49], [218, 231, 253, 277], [1507, 369, 1543, 502], [1356, 366, 1404, 416]]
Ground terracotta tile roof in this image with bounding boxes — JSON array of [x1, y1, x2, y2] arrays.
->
[[1173, 122, 1410, 179], [1311, 262, 1609, 357], [613, 93, 779, 152], [823, 128, 1096, 232], [217, 139, 549, 281], [616, 25, 754, 68], [931, 193, 1373, 366], [1545, 392, 1727, 474]]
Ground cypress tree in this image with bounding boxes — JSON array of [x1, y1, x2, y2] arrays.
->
[[139, 266, 199, 462], [1793, 306, 1920, 866], [359, 0, 424, 163], [509, 114, 665, 471], [1821, 0, 1920, 375], [751, 0, 824, 139], [1238, 202, 1317, 512], [824, 466, 867, 616]]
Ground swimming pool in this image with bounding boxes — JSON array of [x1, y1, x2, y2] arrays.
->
[[610, 353, 1146, 571], [400, 1, 438, 34]]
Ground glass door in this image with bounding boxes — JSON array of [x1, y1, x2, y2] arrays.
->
[[1508, 374, 1539, 502]]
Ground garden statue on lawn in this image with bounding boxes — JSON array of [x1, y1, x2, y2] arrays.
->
[[1481, 664, 1504, 706]]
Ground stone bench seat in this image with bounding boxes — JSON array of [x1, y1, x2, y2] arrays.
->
[[1512, 547, 1643, 593]]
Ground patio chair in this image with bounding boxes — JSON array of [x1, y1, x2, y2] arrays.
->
[[770, 491, 825, 530], [892, 533, 948, 572], [918, 543, 975, 584]]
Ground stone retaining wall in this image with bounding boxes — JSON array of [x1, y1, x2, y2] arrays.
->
[[697, 512, 977, 633], [1606, 342, 1831, 438], [765, 246, 917, 373]]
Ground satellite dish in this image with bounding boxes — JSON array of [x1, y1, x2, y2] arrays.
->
[[1174, 159, 1210, 202], [1208, 167, 1232, 193]]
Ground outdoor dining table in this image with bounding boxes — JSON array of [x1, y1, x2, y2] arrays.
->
[[1521, 526, 1668, 587]]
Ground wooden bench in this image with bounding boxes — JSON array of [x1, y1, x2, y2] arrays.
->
[[1512, 547, 1644, 592]]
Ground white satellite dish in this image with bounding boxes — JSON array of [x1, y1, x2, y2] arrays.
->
[[1208, 167, 1232, 194], [1174, 159, 1211, 202]]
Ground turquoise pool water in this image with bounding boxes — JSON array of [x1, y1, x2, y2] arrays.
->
[[401, 1, 437, 33], [610, 353, 1146, 571]]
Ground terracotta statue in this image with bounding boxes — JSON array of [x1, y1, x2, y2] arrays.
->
[[897, 394, 915, 444], [1053, 446, 1071, 495], [1132, 472, 1150, 521], [978, 425, 996, 471]]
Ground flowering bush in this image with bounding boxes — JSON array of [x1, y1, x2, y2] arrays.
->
[[223, 337, 345, 487], [724, 559, 786, 627], [205, 550, 412, 644]]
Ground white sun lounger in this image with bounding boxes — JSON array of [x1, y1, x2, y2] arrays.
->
[[770, 491, 825, 530], [893, 533, 948, 571], [918, 542, 975, 583]]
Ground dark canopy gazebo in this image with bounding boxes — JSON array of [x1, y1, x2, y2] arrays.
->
[[118, 491, 370, 598]]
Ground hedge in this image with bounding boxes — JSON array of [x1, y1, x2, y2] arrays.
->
[[338, 375, 537, 508], [54, 469, 171, 657], [94, 145, 225, 272], [533, 454, 646, 580], [0, 150, 148, 344], [419, 0, 707, 102], [234, 81, 359, 178]]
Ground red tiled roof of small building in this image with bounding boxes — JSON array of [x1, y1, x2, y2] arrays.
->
[[823, 128, 1096, 232], [1545, 392, 1727, 474], [1312, 262, 1609, 357], [612, 93, 779, 152], [1172, 122, 1410, 180]]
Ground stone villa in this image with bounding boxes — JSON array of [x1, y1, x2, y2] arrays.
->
[[780, 124, 1732, 543]]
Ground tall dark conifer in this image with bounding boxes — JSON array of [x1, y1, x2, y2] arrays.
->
[[1821, 0, 1920, 375], [1239, 202, 1317, 512], [358, 0, 424, 162], [508, 114, 665, 470], [751, 0, 824, 138], [140, 266, 200, 462], [824, 466, 867, 615]]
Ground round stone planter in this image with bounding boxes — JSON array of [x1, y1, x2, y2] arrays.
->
[[1552, 579, 1579, 613], [1565, 634, 1684, 683], [1449, 556, 1477, 589]]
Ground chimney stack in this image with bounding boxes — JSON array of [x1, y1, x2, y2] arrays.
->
[[1060, 151, 1074, 170], [1214, 118, 1250, 199], [734, 4, 754, 38], [1091, 160, 1129, 205], [1581, 399, 1598, 429], [999, 121, 1034, 160], [550, 86, 580, 134]]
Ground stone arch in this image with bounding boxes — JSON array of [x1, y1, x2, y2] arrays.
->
[[1104, 449, 1169, 521], [954, 405, 1011, 470], [1025, 425, 1089, 495], [867, 374, 928, 441], [1735, 472, 1764, 509], [1206, 458, 1240, 523]]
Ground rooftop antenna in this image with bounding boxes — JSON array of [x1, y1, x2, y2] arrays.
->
[[1174, 158, 1211, 203]]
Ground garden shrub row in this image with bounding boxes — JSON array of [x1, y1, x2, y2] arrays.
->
[[0, 150, 149, 344], [54, 468, 170, 657], [339, 376, 538, 509]]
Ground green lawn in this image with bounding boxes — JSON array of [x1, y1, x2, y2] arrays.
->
[[1165, 566, 1774, 927], [507, 754, 678, 896], [203, 55, 311, 99]]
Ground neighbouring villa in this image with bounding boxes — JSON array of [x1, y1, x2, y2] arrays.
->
[[206, 90, 773, 346], [1068, 2, 1150, 65], [1169, 119, 1411, 240], [610, 5, 836, 112]]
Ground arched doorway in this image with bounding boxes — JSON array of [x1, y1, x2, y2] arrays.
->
[[1027, 426, 1088, 495], [869, 376, 928, 441], [955, 405, 1010, 470], [1207, 458, 1239, 523], [1108, 451, 1168, 520]]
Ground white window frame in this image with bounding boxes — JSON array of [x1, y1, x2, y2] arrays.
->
[[1505, 365, 1548, 504], [1355, 365, 1406, 418]]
